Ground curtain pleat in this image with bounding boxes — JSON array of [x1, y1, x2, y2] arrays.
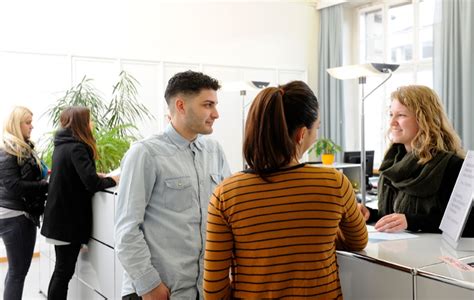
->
[[318, 4, 345, 159], [434, 0, 474, 150]]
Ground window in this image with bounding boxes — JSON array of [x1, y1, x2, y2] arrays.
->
[[357, 0, 435, 167]]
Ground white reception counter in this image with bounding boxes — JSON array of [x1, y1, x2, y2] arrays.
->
[[337, 230, 474, 300], [39, 190, 473, 299]]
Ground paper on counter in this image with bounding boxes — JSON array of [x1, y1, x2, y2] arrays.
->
[[366, 225, 419, 241]]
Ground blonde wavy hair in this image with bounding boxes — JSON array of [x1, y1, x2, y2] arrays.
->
[[390, 85, 465, 164], [1, 106, 37, 165]]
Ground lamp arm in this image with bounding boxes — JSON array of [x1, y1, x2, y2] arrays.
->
[[361, 70, 393, 102]]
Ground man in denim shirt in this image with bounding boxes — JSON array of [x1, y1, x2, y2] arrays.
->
[[115, 71, 231, 300]]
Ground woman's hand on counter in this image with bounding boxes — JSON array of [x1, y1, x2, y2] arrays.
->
[[375, 213, 408, 233], [98, 172, 119, 184], [111, 175, 120, 185]]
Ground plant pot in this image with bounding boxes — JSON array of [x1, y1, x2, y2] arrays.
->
[[321, 154, 335, 165]]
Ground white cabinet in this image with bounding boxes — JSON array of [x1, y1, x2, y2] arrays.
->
[[75, 277, 106, 300], [39, 189, 123, 299], [416, 256, 474, 300], [91, 191, 115, 247], [337, 234, 474, 300], [76, 239, 115, 299], [416, 275, 473, 300], [337, 252, 413, 300], [66, 275, 78, 300]]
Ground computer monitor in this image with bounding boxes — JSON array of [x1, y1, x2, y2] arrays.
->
[[343, 150, 374, 178]]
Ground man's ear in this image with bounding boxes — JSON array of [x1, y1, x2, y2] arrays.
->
[[175, 97, 186, 114]]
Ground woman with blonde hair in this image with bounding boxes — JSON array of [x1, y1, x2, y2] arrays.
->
[[0, 106, 48, 300], [359, 85, 473, 236], [41, 106, 118, 299]]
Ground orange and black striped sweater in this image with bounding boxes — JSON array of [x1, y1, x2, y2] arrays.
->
[[204, 164, 368, 299]]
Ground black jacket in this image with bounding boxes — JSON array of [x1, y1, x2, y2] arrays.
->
[[0, 146, 48, 213], [41, 128, 116, 244]]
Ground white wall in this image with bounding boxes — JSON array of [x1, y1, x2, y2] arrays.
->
[[0, 0, 319, 173], [0, 1, 318, 70]]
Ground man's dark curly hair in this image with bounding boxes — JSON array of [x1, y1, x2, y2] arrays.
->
[[164, 70, 221, 106]]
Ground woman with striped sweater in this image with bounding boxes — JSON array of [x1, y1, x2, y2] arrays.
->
[[204, 81, 368, 299]]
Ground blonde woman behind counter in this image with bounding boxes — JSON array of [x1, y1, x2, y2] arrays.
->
[[359, 85, 474, 237]]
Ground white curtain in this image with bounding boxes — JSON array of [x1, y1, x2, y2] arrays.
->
[[318, 4, 345, 156], [434, 0, 474, 150]]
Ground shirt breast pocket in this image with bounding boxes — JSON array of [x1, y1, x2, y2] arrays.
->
[[164, 176, 193, 212], [210, 173, 220, 192]]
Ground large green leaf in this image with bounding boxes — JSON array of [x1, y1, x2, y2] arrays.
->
[[104, 71, 155, 137], [42, 76, 107, 129], [39, 71, 155, 173], [95, 124, 135, 173]]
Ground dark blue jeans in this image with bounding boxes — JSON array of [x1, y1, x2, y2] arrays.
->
[[47, 243, 81, 300], [0, 214, 37, 300]]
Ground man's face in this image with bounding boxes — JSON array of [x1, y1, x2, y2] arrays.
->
[[183, 89, 219, 136]]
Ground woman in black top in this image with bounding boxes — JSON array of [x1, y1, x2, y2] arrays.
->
[[359, 85, 473, 237], [41, 106, 119, 299], [0, 106, 48, 300]]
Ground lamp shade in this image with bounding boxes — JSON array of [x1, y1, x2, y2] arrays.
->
[[327, 63, 399, 80], [221, 81, 271, 92]]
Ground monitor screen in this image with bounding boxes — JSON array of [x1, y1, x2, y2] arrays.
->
[[343, 151, 374, 178]]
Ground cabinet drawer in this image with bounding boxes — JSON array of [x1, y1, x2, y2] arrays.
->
[[91, 190, 115, 247], [77, 239, 115, 299]]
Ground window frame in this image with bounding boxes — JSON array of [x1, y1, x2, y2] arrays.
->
[[355, 0, 434, 167]]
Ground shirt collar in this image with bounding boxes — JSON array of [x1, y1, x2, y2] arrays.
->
[[164, 123, 203, 151]]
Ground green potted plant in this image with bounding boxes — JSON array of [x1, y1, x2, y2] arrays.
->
[[309, 138, 342, 165], [40, 71, 155, 173]]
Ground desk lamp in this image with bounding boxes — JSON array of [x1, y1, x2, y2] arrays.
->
[[327, 63, 399, 205]]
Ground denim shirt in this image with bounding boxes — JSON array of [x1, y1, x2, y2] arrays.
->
[[115, 124, 231, 298]]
